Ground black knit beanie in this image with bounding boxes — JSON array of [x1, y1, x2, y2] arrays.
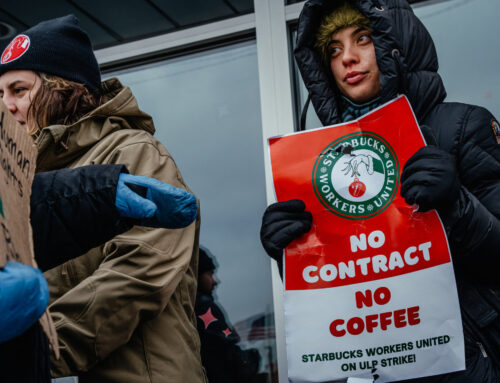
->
[[198, 247, 216, 276], [0, 14, 101, 93]]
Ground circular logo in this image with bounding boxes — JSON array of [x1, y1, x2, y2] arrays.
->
[[312, 131, 399, 220], [1, 35, 30, 64]]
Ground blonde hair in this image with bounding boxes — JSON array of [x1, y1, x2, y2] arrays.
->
[[27, 72, 101, 136], [315, 1, 371, 64]]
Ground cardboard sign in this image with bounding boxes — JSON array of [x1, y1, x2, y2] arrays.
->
[[0, 103, 37, 267], [0, 101, 59, 358], [268, 96, 464, 382]]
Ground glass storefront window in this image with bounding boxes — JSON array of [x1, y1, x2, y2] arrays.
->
[[105, 40, 277, 381], [291, 0, 500, 128], [414, 0, 500, 119]]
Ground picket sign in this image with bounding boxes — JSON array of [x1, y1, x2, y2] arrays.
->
[[0, 100, 60, 358], [268, 96, 464, 383]]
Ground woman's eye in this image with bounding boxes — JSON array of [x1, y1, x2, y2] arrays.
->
[[329, 47, 341, 58], [14, 88, 27, 94], [358, 35, 372, 44]]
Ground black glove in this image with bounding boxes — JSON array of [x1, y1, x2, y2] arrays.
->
[[260, 199, 312, 261], [401, 135, 460, 213]]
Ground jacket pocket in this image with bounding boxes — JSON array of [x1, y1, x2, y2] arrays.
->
[[50, 278, 97, 326]]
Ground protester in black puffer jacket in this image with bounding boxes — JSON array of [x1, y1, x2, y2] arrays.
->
[[260, 0, 500, 381]]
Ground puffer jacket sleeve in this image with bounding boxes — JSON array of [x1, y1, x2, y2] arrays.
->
[[444, 106, 500, 281], [31, 164, 132, 272], [47, 138, 198, 376]]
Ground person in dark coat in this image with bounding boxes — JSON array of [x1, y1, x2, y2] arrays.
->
[[31, 164, 198, 272], [195, 247, 260, 383], [260, 1, 500, 382], [0, 164, 197, 382]]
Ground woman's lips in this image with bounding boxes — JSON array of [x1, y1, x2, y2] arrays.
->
[[345, 72, 367, 85]]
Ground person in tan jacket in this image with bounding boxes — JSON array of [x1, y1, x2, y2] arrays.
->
[[0, 14, 207, 383]]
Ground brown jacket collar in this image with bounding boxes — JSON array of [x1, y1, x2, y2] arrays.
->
[[36, 78, 155, 172]]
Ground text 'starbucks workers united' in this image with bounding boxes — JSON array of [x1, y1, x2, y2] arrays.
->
[[313, 132, 399, 219]]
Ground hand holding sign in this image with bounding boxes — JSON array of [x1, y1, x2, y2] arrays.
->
[[400, 124, 460, 213], [267, 96, 464, 383], [401, 146, 460, 213], [0, 261, 49, 343], [260, 199, 312, 262]]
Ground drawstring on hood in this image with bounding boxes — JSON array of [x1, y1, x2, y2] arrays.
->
[[299, 93, 312, 131], [391, 48, 408, 96]]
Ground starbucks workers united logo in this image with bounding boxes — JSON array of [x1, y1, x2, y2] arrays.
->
[[312, 132, 399, 219]]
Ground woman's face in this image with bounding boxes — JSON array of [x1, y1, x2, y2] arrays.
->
[[328, 26, 381, 104], [0, 70, 41, 131]]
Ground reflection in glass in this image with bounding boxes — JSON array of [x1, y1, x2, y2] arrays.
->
[[414, 0, 500, 119], [291, 0, 500, 128], [197, 247, 264, 382], [105, 41, 277, 382]]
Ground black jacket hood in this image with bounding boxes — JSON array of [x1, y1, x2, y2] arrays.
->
[[294, 0, 447, 125]]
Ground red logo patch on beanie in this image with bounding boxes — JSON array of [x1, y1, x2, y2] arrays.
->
[[1, 35, 31, 64]]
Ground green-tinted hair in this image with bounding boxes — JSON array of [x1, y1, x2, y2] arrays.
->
[[315, 1, 371, 63]]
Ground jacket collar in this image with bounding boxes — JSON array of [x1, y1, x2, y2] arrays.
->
[[36, 78, 155, 171], [294, 0, 447, 125]]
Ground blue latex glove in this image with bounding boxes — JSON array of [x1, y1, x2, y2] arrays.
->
[[0, 261, 49, 343], [115, 173, 198, 229]]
